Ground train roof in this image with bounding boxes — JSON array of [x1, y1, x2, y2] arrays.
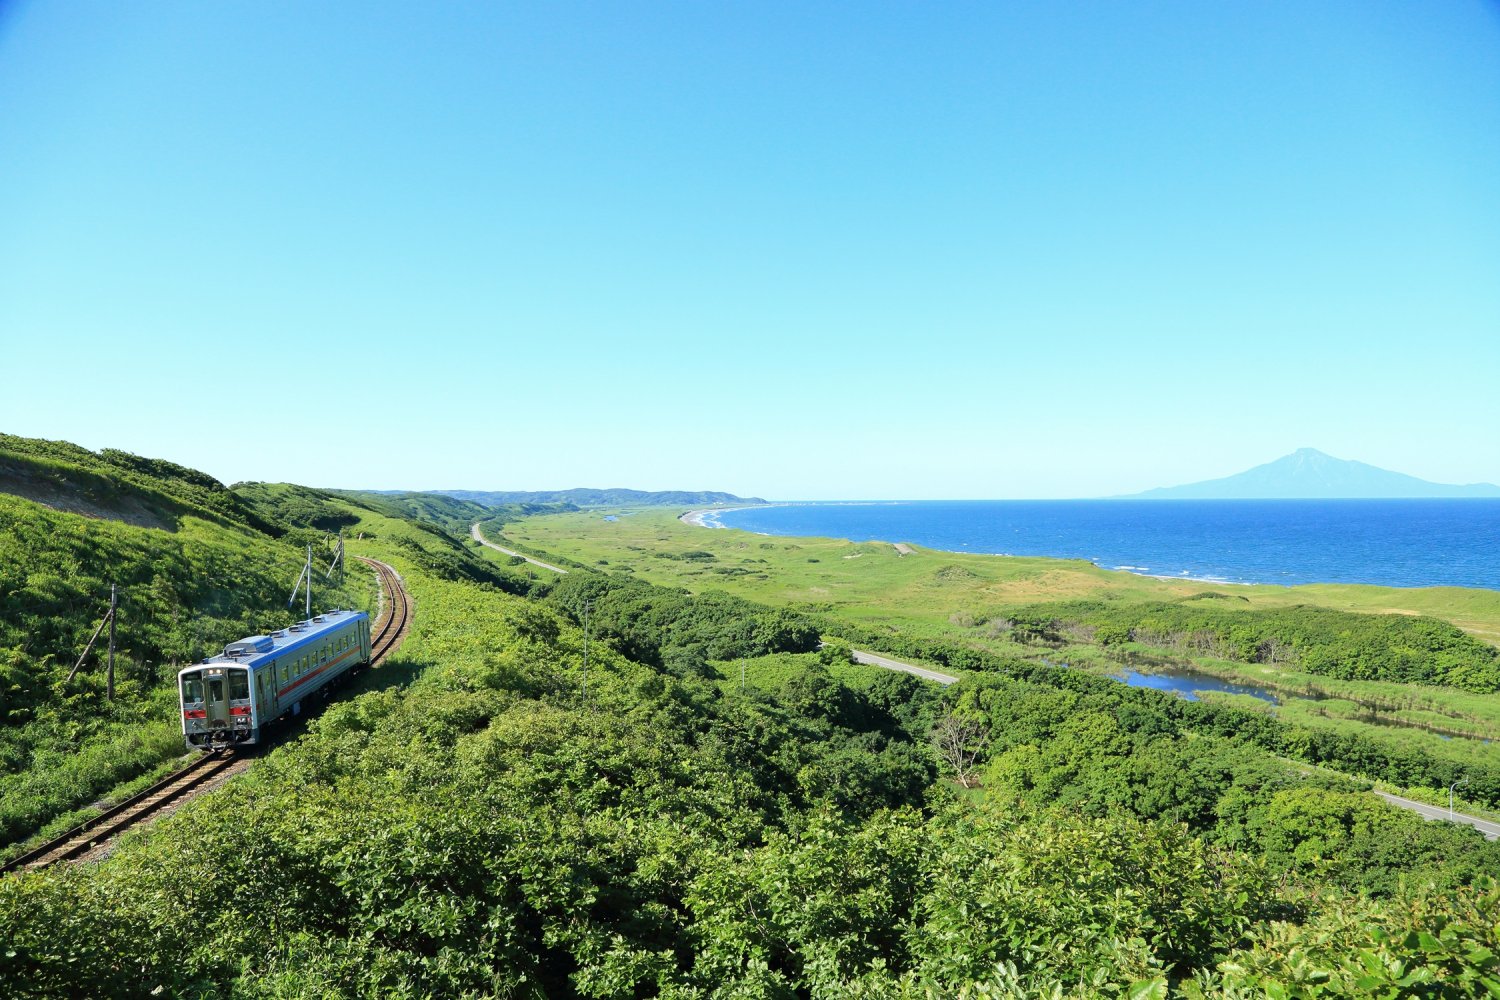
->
[[179, 609, 368, 676]]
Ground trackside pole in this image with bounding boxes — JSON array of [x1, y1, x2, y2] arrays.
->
[[106, 583, 117, 701], [289, 545, 314, 618]]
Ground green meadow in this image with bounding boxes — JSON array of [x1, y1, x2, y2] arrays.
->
[[496, 506, 1500, 644]]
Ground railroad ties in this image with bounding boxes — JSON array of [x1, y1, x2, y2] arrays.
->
[[1, 752, 239, 872], [359, 557, 411, 664]]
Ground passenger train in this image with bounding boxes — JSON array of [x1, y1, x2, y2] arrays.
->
[[178, 609, 371, 750]]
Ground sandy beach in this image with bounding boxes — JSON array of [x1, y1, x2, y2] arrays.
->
[[680, 504, 772, 528]]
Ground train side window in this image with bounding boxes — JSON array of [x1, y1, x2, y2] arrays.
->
[[229, 671, 249, 700], [279, 663, 289, 684]]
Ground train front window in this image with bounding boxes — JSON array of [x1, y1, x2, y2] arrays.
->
[[208, 678, 225, 702], [182, 672, 204, 703], [229, 670, 250, 700]]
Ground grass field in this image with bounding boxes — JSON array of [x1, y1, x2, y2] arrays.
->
[[496, 507, 1500, 644]]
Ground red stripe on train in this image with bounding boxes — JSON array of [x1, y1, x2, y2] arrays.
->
[[279, 646, 363, 699]]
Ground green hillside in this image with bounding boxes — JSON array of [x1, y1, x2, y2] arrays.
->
[[0, 437, 373, 851], [4, 441, 1500, 995], [0, 433, 284, 535]]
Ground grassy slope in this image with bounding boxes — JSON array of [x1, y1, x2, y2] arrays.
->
[[0, 444, 377, 855], [499, 507, 1500, 642]]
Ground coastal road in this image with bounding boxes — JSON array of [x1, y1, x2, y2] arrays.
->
[[851, 648, 958, 686], [1374, 791, 1500, 841], [471, 523, 569, 574]]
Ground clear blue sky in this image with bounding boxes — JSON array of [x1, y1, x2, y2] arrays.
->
[[3, 1, 1497, 499]]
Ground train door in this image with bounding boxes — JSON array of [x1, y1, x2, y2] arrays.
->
[[257, 666, 276, 722], [202, 667, 231, 736]]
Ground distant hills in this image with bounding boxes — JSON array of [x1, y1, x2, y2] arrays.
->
[[1120, 448, 1500, 500], [432, 488, 767, 508]]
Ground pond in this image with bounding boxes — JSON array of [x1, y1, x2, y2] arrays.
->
[[1102, 664, 1474, 743], [1108, 667, 1280, 705]]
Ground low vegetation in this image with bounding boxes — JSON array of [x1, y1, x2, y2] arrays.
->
[[4, 451, 1500, 995], [506, 509, 1500, 802]]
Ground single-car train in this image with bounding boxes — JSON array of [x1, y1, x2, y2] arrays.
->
[[178, 609, 371, 750]]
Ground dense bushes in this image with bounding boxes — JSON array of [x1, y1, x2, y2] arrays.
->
[[6, 483, 1500, 995], [821, 618, 1500, 812], [961, 673, 1500, 895], [548, 571, 821, 671]]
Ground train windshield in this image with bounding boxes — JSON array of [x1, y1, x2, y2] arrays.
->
[[228, 670, 250, 700], [181, 671, 204, 703]]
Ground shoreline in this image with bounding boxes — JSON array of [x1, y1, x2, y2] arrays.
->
[[677, 503, 1496, 595], [679, 503, 775, 529], [680, 505, 1271, 588]]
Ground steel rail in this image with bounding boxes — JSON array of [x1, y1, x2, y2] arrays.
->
[[358, 557, 410, 664], [1, 751, 232, 873]]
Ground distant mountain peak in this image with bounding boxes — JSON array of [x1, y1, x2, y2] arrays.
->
[[1119, 449, 1500, 500]]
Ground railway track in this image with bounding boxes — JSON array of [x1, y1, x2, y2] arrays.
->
[[2, 557, 412, 875], [1, 752, 238, 872], [359, 556, 412, 664]]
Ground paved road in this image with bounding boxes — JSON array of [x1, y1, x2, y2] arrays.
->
[[851, 648, 957, 686], [471, 523, 569, 574], [1374, 791, 1500, 841]]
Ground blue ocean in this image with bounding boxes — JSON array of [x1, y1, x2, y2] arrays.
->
[[708, 500, 1500, 591]]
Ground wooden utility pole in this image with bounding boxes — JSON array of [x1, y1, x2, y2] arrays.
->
[[289, 544, 313, 618], [106, 583, 117, 701], [325, 530, 345, 585], [66, 587, 117, 686]]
